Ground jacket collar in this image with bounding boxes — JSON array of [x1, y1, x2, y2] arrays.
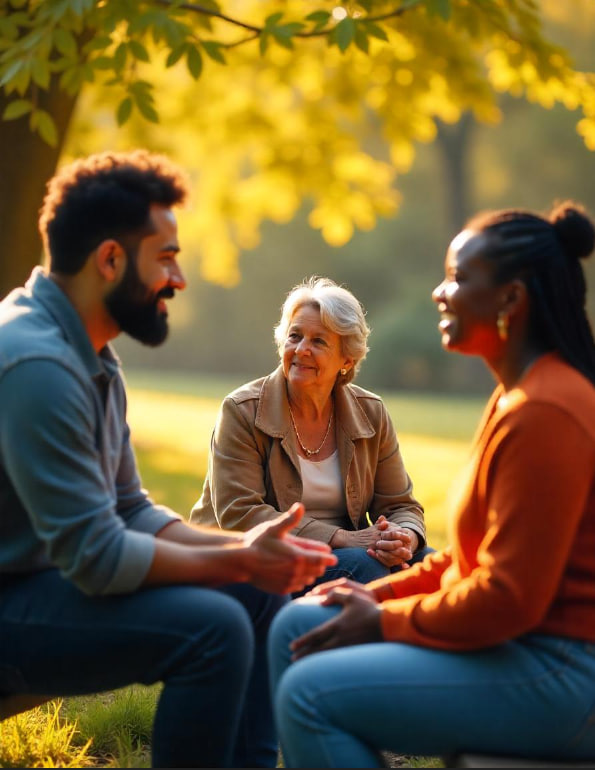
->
[[254, 365, 375, 441]]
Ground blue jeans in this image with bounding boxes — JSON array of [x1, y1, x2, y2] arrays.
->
[[0, 569, 286, 768], [292, 545, 435, 598], [268, 600, 595, 768]]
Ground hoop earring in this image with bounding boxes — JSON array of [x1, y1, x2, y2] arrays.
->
[[497, 312, 509, 342]]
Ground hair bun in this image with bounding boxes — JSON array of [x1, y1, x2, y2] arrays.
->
[[549, 200, 595, 260]]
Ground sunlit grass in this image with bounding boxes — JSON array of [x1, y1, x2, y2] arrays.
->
[[0, 701, 93, 768]]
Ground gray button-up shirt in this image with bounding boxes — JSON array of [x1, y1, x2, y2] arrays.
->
[[0, 268, 179, 595]]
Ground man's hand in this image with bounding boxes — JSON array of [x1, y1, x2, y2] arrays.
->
[[290, 586, 383, 660], [242, 503, 337, 595]]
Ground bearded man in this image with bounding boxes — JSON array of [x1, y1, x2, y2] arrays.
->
[[0, 150, 335, 768]]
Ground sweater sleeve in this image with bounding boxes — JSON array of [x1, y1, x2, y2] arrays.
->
[[367, 547, 453, 602], [377, 403, 595, 650]]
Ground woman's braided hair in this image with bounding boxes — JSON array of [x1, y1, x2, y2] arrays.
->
[[466, 200, 595, 385]]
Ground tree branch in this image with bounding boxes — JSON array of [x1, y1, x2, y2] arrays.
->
[[153, 0, 425, 44]]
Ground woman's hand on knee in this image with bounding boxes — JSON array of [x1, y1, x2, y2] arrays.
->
[[290, 588, 383, 660]]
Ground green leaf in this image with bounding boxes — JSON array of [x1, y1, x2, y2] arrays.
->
[[53, 27, 77, 57], [31, 58, 50, 89], [71, 0, 86, 16], [275, 22, 304, 37], [114, 42, 127, 71], [186, 45, 203, 79], [259, 31, 269, 56], [128, 79, 152, 96], [81, 62, 95, 82], [2, 98, 32, 120], [271, 30, 294, 50], [128, 40, 150, 62], [334, 17, 355, 52], [354, 27, 369, 54], [117, 96, 133, 125], [363, 21, 389, 42], [201, 40, 226, 64], [166, 44, 186, 68], [306, 10, 331, 32], [305, 11, 330, 23], [135, 95, 159, 122], [264, 12, 284, 28], [91, 56, 113, 70], [59, 66, 83, 94], [426, 0, 451, 21], [82, 35, 113, 53], [271, 23, 304, 50], [33, 109, 58, 147], [0, 58, 25, 88]]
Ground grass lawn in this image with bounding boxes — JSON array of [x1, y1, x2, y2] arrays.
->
[[0, 371, 487, 768]]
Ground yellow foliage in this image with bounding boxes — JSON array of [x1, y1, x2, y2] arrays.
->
[[578, 118, 595, 152], [60, 0, 595, 285]]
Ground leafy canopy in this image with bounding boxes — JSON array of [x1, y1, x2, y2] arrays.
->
[[2, 0, 595, 282]]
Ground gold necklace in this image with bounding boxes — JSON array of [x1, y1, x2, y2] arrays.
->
[[288, 403, 334, 457]]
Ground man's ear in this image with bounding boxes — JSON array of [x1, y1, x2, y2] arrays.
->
[[95, 240, 125, 282]]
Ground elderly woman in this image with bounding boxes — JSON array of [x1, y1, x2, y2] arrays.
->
[[191, 276, 431, 587]]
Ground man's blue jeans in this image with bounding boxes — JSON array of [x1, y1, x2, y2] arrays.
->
[[268, 600, 595, 768], [0, 569, 286, 768]]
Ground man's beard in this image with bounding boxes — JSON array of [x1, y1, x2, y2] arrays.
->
[[105, 256, 173, 347]]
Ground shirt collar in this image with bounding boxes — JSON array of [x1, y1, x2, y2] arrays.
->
[[26, 266, 120, 380]]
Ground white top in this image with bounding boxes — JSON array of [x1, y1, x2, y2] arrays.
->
[[298, 450, 346, 524]]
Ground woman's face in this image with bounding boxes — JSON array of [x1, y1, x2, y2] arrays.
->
[[432, 229, 504, 358], [282, 304, 352, 394]]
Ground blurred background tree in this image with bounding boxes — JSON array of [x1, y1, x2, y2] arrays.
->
[[2, 0, 594, 393]]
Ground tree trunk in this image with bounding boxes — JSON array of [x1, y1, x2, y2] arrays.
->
[[0, 80, 78, 298], [435, 112, 474, 236]]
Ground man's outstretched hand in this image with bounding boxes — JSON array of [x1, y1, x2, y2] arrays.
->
[[242, 503, 337, 594]]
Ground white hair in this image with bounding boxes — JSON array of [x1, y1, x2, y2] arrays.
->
[[273, 276, 371, 383]]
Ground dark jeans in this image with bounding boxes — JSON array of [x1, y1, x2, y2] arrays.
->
[[293, 544, 435, 597], [0, 569, 286, 768]]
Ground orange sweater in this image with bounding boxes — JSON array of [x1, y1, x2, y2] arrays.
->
[[369, 353, 595, 650]]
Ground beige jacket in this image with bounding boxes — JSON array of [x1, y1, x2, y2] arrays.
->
[[191, 366, 426, 545]]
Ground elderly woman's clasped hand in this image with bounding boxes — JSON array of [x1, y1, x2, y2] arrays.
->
[[330, 514, 418, 569]]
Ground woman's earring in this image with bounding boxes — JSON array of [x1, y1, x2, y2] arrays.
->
[[340, 368, 347, 376], [497, 312, 509, 342]]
